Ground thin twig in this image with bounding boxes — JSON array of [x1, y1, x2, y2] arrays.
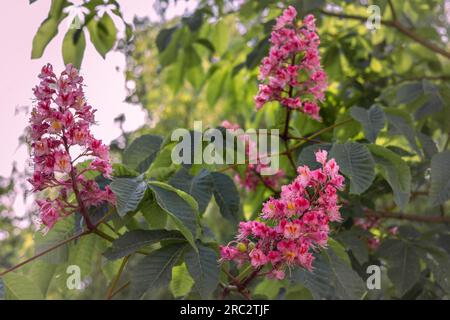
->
[[0, 230, 90, 277]]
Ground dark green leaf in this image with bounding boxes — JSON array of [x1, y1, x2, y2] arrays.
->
[[123, 134, 163, 173], [184, 243, 219, 299], [210, 172, 240, 222], [169, 168, 213, 214], [148, 181, 199, 250], [330, 142, 375, 194], [429, 151, 450, 206], [104, 229, 185, 260], [3, 273, 44, 300], [368, 145, 411, 209], [110, 176, 147, 217], [349, 105, 385, 143], [377, 239, 420, 296], [130, 243, 187, 298]]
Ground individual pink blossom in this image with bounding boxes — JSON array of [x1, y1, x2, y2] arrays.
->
[[28, 64, 115, 231], [254, 7, 327, 119], [220, 150, 345, 280]]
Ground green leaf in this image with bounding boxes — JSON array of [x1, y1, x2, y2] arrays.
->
[[330, 142, 375, 194], [170, 263, 194, 298], [62, 27, 86, 69], [328, 238, 351, 266], [254, 278, 284, 299], [385, 108, 421, 156], [130, 243, 187, 298], [110, 176, 147, 217], [3, 273, 44, 300], [414, 242, 450, 293], [377, 239, 420, 296], [169, 168, 213, 214], [210, 19, 229, 55], [245, 37, 270, 69], [28, 261, 57, 297], [417, 132, 438, 160], [368, 145, 411, 209], [206, 68, 229, 106], [210, 172, 240, 222], [87, 13, 117, 58], [34, 215, 75, 264], [292, 250, 366, 300], [337, 231, 369, 265], [104, 229, 185, 260], [429, 151, 450, 206], [31, 0, 69, 59], [349, 105, 385, 143], [68, 234, 98, 278], [415, 93, 444, 120], [148, 182, 199, 251], [184, 243, 219, 299], [396, 81, 423, 103], [156, 26, 178, 53], [123, 134, 163, 173]]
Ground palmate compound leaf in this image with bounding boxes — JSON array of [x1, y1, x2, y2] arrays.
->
[[147, 181, 199, 251], [169, 168, 213, 214], [330, 142, 375, 195], [130, 243, 188, 299], [384, 108, 422, 157], [210, 172, 240, 222], [184, 242, 220, 299], [110, 175, 147, 217], [291, 249, 366, 300], [103, 229, 185, 260], [368, 145, 411, 210], [123, 134, 163, 173], [349, 105, 385, 143], [429, 151, 450, 206], [377, 239, 420, 296]]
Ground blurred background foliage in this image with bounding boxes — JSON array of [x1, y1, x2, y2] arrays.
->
[[1, 0, 450, 300]]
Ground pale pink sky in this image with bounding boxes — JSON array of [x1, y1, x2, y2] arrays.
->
[[0, 0, 196, 215]]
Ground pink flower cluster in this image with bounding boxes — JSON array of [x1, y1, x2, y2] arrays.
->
[[220, 150, 344, 279], [28, 64, 115, 231], [221, 121, 285, 191], [254, 6, 327, 120]]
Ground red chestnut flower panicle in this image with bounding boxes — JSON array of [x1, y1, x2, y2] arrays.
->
[[28, 63, 115, 232], [221, 120, 285, 192], [220, 150, 344, 279], [254, 6, 327, 120]]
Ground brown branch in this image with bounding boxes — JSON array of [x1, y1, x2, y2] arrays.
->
[[319, 9, 450, 60]]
